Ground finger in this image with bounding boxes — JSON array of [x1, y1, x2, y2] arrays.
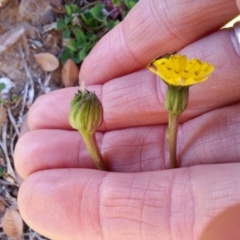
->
[[14, 129, 102, 178], [80, 0, 238, 84], [29, 28, 240, 131], [19, 116, 29, 137], [18, 164, 240, 240], [237, 0, 240, 11], [15, 103, 240, 178]]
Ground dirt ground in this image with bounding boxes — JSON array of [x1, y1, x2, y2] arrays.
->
[[0, 0, 131, 238], [0, 0, 67, 239], [0, 0, 63, 92]]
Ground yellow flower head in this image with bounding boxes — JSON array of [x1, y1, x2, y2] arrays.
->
[[148, 54, 215, 87]]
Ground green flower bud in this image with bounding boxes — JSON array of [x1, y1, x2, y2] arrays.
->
[[69, 89, 103, 133]]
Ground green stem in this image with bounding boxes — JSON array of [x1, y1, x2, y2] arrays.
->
[[81, 131, 108, 171], [168, 113, 179, 169], [165, 85, 189, 168]]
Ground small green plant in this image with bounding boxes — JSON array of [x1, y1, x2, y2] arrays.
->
[[0, 83, 6, 91], [57, 1, 138, 64], [112, 0, 138, 10], [0, 166, 5, 177], [11, 93, 20, 103]]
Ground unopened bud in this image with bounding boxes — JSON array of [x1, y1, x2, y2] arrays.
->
[[69, 89, 103, 133]]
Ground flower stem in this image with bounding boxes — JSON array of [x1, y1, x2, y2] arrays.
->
[[81, 131, 108, 171], [168, 113, 179, 169]]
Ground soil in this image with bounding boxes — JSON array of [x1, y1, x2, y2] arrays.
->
[[0, 0, 63, 94], [0, 0, 66, 239], [0, 0, 125, 238]]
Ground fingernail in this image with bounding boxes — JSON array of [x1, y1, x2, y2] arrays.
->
[[230, 21, 240, 56]]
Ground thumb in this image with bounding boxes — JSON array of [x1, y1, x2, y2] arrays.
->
[[18, 164, 240, 240], [79, 0, 237, 85]]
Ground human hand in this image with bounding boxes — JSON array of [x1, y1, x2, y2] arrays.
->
[[14, 0, 240, 239]]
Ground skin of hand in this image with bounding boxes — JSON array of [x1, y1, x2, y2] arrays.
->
[[14, 0, 240, 239]]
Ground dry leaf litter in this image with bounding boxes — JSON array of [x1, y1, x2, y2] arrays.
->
[[0, 0, 78, 239]]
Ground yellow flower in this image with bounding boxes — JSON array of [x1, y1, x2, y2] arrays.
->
[[148, 54, 215, 86]]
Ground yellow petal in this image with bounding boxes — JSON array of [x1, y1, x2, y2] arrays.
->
[[148, 54, 215, 87]]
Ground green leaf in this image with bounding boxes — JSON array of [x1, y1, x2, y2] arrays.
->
[[0, 98, 7, 104], [79, 48, 88, 61], [0, 166, 5, 177], [57, 19, 66, 30], [66, 39, 79, 51], [65, 5, 72, 16], [112, 0, 121, 7], [80, 12, 99, 28], [69, 4, 81, 14], [124, 0, 138, 9], [75, 30, 86, 45], [64, 16, 71, 25], [0, 83, 6, 91], [86, 32, 97, 41], [62, 29, 71, 38], [90, 4, 107, 24], [11, 94, 19, 102], [71, 25, 80, 33], [73, 54, 81, 64], [80, 12, 88, 22], [79, 43, 94, 61], [106, 20, 119, 30], [60, 48, 74, 63]]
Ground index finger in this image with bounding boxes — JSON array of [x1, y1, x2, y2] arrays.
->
[[80, 0, 238, 85]]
